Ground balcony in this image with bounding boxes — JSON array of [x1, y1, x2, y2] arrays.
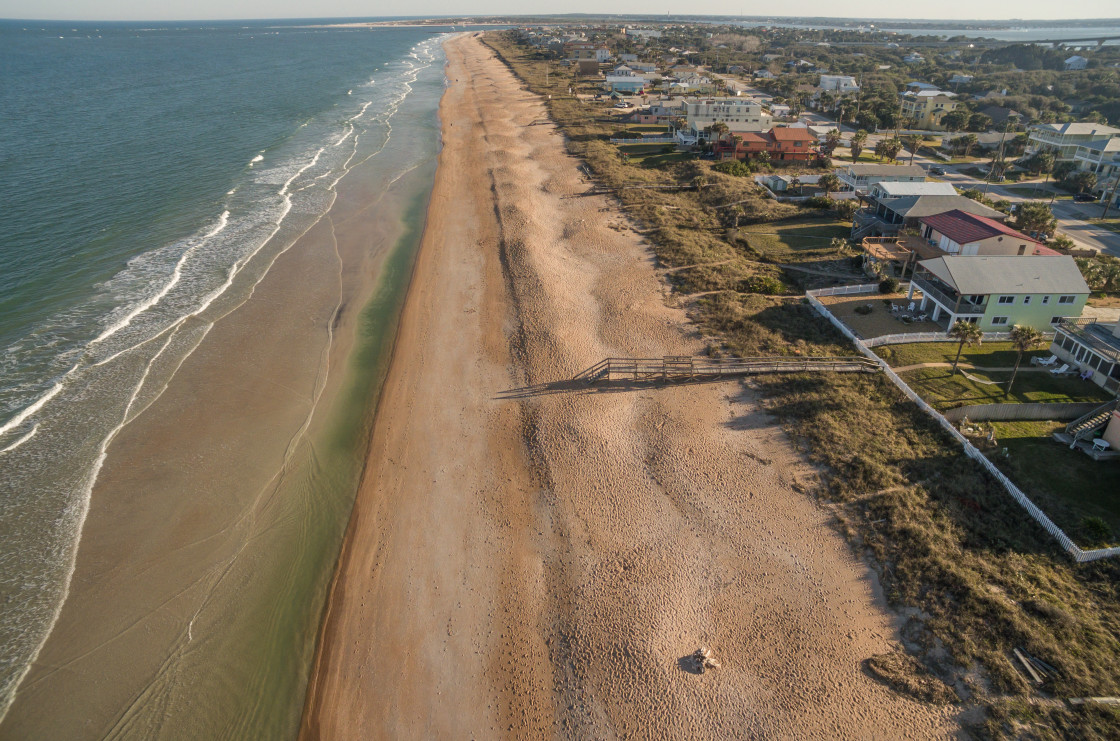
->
[[911, 276, 985, 316]]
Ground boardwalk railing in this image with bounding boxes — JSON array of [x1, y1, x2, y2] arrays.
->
[[575, 355, 879, 384], [806, 287, 1120, 563]]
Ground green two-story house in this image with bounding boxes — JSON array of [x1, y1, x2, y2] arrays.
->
[[907, 255, 1090, 332]]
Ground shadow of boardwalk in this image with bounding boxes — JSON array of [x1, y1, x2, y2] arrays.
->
[[495, 374, 743, 400]]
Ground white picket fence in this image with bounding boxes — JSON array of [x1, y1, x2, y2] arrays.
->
[[806, 289, 1120, 563]]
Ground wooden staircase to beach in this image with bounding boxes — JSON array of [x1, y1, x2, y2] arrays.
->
[[574, 355, 880, 384], [1061, 399, 1119, 447]]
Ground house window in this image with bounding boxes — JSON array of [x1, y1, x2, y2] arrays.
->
[[998, 295, 1014, 304], [1058, 295, 1076, 304], [1042, 295, 1050, 304], [1059, 334, 1076, 352], [1023, 296, 1032, 305], [991, 316, 1009, 326], [1051, 316, 1064, 325]]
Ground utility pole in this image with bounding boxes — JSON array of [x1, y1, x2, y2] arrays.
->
[[1102, 174, 1120, 220]]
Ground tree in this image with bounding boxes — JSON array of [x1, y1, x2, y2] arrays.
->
[[960, 133, 979, 158], [989, 154, 1009, 181], [1034, 151, 1055, 191], [949, 320, 983, 375], [1015, 201, 1058, 237], [818, 172, 842, 196], [709, 120, 730, 145], [967, 112, 992, 132], [823, 129, 842, 156], [1006, 325, 1047, 396], [789, 176, 802, 195], [902, 134, 924, 165], [1068, 170, 1098, 195], [882, 136, 903, 162], [849, 129, 868, 161], [941, 109, 970, 132], [834, 198, 860, 221]]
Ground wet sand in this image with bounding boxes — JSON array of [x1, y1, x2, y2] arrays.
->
[[0, 120, 436, 738], [301, 34, 958, 739]]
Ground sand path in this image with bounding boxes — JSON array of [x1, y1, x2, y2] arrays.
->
[[300, 34, 957, 739]]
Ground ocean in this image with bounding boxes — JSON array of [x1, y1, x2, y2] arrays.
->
[[0, 19, 450, 735]]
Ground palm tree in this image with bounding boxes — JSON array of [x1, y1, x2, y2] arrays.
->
[[961, 133, 979, 158], [823, 129, 842, 156], [709, 120, 730, 145], [902, 134, 924, 165], [789, 176, 803, 195], [1006, 325, 1046, 396], [849, 129, 868, 161], [949, 320, 983, 375], [818, 172, 841, 196]]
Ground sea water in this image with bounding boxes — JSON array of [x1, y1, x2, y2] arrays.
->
[[0, 19, 449, 731]]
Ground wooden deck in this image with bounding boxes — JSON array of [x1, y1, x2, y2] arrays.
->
[[575, 355, 880, 383]]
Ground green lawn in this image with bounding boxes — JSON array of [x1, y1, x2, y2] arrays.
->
[[874, 341, 1050, 369], [1002, 185, 1071, 200], [617, 124, 671, 133], [900, 366, 1112, 410], [1093, 218, 1120, 235], [738, 218, 851, 264], [986, 420, 1120, 546]]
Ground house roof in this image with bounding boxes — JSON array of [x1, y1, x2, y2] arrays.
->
[[885, 195, 1004, 220], [919, 255, 1090, 296], [770, 126, 816, 143], [919, 209, 1041, 246], [845, 163, 927, 178], [875, 181, 958, 197], [1032, 122, 1120, 137]]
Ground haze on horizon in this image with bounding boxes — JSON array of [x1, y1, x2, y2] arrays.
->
[[1, 1, 1118, 23]]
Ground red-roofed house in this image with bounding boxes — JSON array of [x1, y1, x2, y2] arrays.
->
[[714, 126, 817, 162], [918, 210, 1053, 256]]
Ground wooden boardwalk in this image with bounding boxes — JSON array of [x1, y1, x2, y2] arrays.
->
[[574, 355, 880, 384]]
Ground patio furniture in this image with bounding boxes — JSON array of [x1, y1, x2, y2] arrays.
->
[[907, 301, 916, 312], [1079, 369, 1093, 381], [1031, 355, 1058, 366], [916, 313, 928, 322], [1049, 364, 1070, 376], [1092, 438, 1111, 453]]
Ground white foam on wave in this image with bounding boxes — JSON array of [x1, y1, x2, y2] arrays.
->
[[0, 423, 38, 454], [250, 154, 264, 166], [88, 210, 231, 347], [0, 380, 64, 437], [0, 42, 450, 716]]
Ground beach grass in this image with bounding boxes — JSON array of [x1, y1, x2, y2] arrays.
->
[[738, 218, 851, 264]]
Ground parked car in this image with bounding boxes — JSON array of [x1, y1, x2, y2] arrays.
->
[[1073, 193, 1096, 202], [928, 166, 945, 176]]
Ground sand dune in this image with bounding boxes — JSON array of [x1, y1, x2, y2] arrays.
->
[[300, 34, 957, 739]]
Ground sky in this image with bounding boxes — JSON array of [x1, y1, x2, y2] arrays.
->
[[1, 1, 1117, 22]]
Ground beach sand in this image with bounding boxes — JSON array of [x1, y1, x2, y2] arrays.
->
[[300, 33, 958, 739]]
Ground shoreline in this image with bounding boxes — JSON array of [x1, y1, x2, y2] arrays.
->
[[0, 77, 443, 739], [300, 32, 957, 738]]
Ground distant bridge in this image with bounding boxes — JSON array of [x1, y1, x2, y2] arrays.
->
[[795, 35, 1120, 49]]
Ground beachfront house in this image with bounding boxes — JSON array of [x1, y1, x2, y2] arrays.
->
[[714, 126, 817, 162], [851, 193, 1004, 239], [1065, 55, 1089, 71], [918, 210, 1057, 256], [678, 98, 770, 143], [838, 163, 927, 193], [1027, 122, 1120, 162], [907, 255, 1090, 331], [1051, 317, 1120, 393]]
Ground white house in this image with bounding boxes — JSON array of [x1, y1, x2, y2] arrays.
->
[[949, 74, 974, 84], [1027, 122, 1120, 162], [682, 98, 769, 140], [903, 53, 925, 64], [818, 75, 859, 94], [1065, 55, 1089, 71]]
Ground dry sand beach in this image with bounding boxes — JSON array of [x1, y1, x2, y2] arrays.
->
[[301, 33, 958, 739]]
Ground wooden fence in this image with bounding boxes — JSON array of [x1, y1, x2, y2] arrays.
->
[[806, 288, 1120, 563], [944, 402, 1103, 423]]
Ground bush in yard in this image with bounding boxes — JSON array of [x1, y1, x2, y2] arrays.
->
[[880, 277, 900, 294], [712, 160, 752, 177], [803, 195, 832, 209]]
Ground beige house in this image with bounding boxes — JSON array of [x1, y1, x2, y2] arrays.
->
[[899, 89, 959, 130]]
